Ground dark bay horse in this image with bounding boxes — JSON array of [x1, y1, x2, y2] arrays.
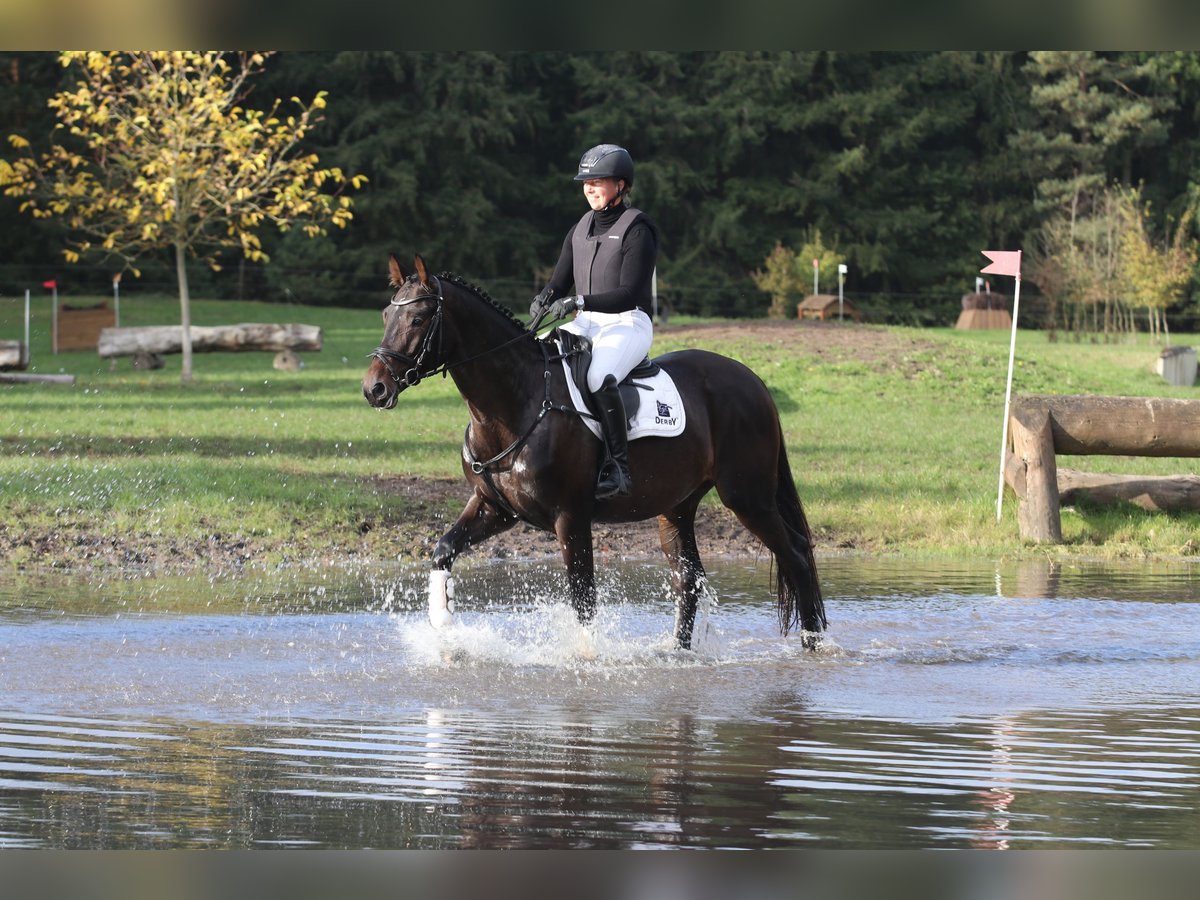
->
[[362, 255, 825, 649]]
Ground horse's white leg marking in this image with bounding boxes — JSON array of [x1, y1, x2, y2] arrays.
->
[[428, 569, 456, 628]]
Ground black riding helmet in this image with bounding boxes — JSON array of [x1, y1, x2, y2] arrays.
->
[[574, 144, 634, 187]]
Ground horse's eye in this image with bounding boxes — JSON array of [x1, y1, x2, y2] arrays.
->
[[411, 316, 424, 326]]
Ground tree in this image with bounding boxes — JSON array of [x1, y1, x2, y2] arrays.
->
[[1120, 188, 1197, 343], [0, 51, 363, 381], [1013, 51, 1172, 219], [751, 243, 802, 319]]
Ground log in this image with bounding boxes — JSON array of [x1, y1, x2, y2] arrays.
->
[[0, 340, 28, 371], [1010, 404, 1062, 543], [98, 323, 323, 358], [1058, 467, 1200, 513], [1013, 394, 1200, 457], [0, 372, 75, 385]]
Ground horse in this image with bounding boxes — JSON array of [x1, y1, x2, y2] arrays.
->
[[362, 254, 825, 649]]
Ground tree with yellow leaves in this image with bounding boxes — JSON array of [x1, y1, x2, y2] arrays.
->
[[0, 51, 364, 382], [1119, 187, 1197, 345]]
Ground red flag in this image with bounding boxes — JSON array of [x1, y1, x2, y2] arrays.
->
[[980, 250, 1021, 278], [42, 279, 57, 289]]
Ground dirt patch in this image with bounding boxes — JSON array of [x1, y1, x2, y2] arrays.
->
[[660, 319, 943, 376], [363, 474, 776, 564]]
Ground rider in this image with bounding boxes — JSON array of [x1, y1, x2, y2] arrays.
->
[[529, 143, 659, 499]]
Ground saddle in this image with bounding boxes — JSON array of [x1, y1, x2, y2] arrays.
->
[[554, 329, 659, 423]]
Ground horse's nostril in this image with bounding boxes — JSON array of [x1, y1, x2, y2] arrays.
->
[[370, 381, 387, 399]]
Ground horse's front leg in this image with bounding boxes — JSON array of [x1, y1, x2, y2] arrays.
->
[[428, 488, 517, 627], [555, 514, 596, 624]]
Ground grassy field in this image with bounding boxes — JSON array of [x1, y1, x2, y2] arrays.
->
[[2, 290, 1199, 567]]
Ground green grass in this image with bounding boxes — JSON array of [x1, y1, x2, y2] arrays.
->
[[2, 292, 1199, 565]]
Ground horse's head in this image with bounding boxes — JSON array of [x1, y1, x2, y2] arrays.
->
[[362, 254, 444, 409]]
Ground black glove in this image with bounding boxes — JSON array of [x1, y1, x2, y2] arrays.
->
[[529, 286, 554, 320], [546, 295, 583, 321]]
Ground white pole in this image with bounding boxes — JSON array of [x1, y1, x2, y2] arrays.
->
[[652, 267, 662, 324], [113, 275, 121, 327], [24, 289, 30, 368], [838, 263, 847, 321], [995, 274, 1023, 522], [812, 259, 819, 296]]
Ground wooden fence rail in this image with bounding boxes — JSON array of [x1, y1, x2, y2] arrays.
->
[[1004, 394, 1200, 542]]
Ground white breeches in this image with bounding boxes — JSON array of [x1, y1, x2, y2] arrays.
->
[[560, 309, 654, 393]]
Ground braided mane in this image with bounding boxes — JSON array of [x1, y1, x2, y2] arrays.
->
[[438, 271, 523, 330]]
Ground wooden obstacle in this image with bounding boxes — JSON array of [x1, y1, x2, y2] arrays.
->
[[0, 340, 29, 371], [57, 301, 116, 352], [955, 291, 1011, 330], [797, 294, 863, 322], [1003, 394, 1200, 542], [98, 323, 322, 367]]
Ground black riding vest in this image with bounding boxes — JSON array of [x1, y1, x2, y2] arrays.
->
[[571, 206, 647, 296]]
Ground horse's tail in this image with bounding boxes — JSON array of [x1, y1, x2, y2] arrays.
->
[[774, 441, 826, 638]]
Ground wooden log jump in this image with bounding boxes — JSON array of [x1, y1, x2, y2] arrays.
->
[[1004, 394, 1200, 542], [98, 323, 322, 359]]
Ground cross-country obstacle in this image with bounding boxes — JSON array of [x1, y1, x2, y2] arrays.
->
[[1003, 393, 1200, 542], [57, 301, 115, 352], [98, 323, 322, 370]]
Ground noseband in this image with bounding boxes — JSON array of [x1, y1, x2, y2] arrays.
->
[[369, 277, 445, 389]]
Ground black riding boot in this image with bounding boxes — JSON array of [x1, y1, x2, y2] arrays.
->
[[594, 375, 632, 499]]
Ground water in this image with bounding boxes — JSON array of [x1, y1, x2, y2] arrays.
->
[[0, 557, 1198, 848]]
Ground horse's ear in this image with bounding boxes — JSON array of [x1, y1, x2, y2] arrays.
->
[[388, 254, 407, 287], [413, 254, 431, 290]]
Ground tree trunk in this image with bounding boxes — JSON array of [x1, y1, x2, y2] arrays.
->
[[175, 242, 194, 383]]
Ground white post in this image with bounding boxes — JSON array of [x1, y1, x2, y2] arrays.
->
[[113, 274, 121, 327], [996, 273, 1023, 522], [23, 289, 30, 368], [50, 284, 58, 355], [651, 266, 658, 323], [975, 276, 984, 294], [812, 258, 819, 296], [837, 263, 848, 321]]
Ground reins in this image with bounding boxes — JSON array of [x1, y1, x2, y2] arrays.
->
[[369, 275, 581, 477]]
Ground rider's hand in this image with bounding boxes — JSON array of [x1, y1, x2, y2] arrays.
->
[[529, 286, 554, 320], [546, 295, 584, 321]]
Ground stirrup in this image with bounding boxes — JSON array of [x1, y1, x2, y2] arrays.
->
[[595, 463, 631, 499]]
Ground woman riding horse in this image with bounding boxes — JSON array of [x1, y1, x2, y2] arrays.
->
[[529, 143, 659, 500], [363, 255, 825, 649]]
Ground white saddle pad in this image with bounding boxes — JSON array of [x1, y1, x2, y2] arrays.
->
[[560, 355, 686, 441]]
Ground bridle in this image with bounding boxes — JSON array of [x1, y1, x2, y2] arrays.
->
[[368, 277, 447, 390], [368, 275, 542, 390]]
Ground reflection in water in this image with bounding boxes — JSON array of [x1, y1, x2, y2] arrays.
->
[[0, 557, 1197, 848]]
